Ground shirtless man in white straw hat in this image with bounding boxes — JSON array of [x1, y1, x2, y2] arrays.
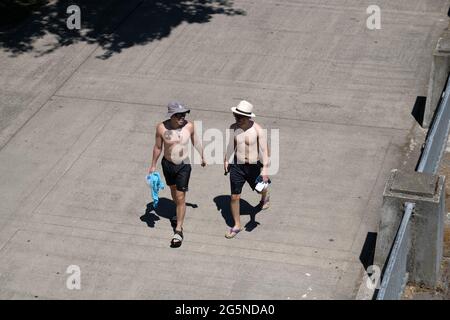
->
[[223, 100, 270, 239], [149, 101, 206, 248]]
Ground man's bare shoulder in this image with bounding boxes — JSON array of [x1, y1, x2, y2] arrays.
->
[[156, 122, 166, 133], [252, 121, 265, 131], [252, 121, 262, 128], [185, 120, 194, 131]]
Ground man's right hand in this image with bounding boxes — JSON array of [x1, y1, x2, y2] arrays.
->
[[224, 161, 229, 174], [148, 166, 157, 174]]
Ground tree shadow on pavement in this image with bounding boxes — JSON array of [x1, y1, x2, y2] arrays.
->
[[140, 197, 198, 229], [213, 195, 261, 232], [0, 0, 246, 58]]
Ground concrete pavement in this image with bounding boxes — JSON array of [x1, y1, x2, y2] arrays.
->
[[0, 0, 449, 299]]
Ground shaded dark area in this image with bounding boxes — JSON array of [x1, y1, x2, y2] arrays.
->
[[213, 195, 261, 231], [411, 96, 427, 127], [359, 232, 379, 300], [0, 0, 245, 58], [359, 232, 377, 271], [0, 0, 48, 28], [140, 197, 198, 229]]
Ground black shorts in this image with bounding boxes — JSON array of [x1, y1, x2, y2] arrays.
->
[[229, 161, 262, 195], [161, 157, 191, 192]]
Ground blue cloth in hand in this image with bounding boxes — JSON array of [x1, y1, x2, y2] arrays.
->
[[146, 172, 165, 208]]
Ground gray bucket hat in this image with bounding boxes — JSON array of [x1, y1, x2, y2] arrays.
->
[[166, 101, 190, 119]]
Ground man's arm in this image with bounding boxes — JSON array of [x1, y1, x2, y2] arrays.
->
[[256, 124, 269, 180], [190, 122, 206, 166], [149, 124, 163, 173], [224, 124, 235, 173]]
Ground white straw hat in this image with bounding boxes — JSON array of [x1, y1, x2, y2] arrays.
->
[[231, 100, 256, 117]]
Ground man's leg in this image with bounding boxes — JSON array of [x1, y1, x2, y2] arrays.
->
[[226, 165, 245, 238], [170, 188, 186, 247], [162, 158, 178, 221], [169, 185, 178, 224], [225, 193, 243, 238], [260, 189, 267, 199], [248, 163, 270, 210], [230, 193, 242, 229], [170, 185, 177, 202], [260, 188, 270, 210], [173, 164, 190, 232], [174, 190, 186, 232]]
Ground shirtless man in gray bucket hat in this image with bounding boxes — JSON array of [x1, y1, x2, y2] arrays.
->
[[149, 101, 206, 248]]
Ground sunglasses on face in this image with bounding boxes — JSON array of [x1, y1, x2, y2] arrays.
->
[[174, 113, 187, 118]]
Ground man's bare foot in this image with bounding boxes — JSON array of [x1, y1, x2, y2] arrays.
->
[[225, 227, 243, 239]]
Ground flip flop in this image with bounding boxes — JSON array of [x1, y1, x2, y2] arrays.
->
[[225, 227, 243, 239], [170, 229, 183, 248]]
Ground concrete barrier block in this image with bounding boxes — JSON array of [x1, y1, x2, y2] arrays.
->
[[424, 29, 450, 128], [375, 169, 446, 287]]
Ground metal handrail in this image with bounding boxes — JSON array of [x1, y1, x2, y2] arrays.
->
[[376, 203, 413, 299], [418, 76, 450, 174]]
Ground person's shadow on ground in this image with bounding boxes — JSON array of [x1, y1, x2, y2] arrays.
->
[[213, 195, 261, 232], [140, 197, 198, 230]]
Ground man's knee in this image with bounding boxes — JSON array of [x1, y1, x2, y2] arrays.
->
[[175, 191, 186, 204], [231, 194, 241, 201]]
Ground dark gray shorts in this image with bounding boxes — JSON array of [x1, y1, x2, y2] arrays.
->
[[161, 157, 191, 192], [229, 161, 262, 194]]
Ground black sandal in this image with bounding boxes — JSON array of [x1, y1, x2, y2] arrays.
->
[[170, 229, 183, 248]]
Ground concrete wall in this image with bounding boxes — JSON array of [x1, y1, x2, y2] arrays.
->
[[424, 27, 450, 128]]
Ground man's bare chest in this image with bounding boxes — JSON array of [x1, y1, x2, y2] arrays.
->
[[234, 129, 257, 146], [162, 128, 189, 145]]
